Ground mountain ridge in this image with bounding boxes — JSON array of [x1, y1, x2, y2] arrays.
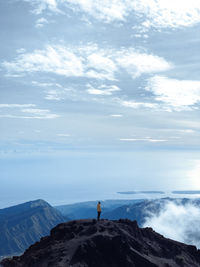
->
[[0, 199, 68, 256]]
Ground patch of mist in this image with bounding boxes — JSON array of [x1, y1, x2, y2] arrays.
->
[[143, 200, 200, 248]]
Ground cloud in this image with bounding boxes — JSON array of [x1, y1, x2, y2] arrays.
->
[[143, 201, 200, 248], [22, 0, 200, 29], [116, 49, 172, 78], [87, 84, 120, 96], [32, 81, 62, 88], [23, 0, 61, 14], [146, 76, 200, 111], [119, 138, 167, 142], [110, 114, 123, 117], [86, 53, 117, 80], [0, 104, 36, 108], [131, 0, 200, 29], [57, 133, 71, 137], [45, 89, 66, 100], [2, 45, 171, 81], [120, 100, 159, 109], [35, 17, 49, 28], [2, 45, 84, 77], [0, 105, 59, 119]]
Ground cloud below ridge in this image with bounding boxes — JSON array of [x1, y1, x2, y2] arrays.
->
[[143, 201, 200, 248]]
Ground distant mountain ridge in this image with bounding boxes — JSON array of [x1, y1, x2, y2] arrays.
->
[[0, 199, 68, 256], [103, 197, 200, 225], [55, 199, 143, 220], [2, 219, 200, 267]]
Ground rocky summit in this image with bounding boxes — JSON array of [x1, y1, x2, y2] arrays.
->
[[1, 219, 200, 267]]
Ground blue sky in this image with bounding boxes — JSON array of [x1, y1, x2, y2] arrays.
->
[[1, 0, 200, 207]]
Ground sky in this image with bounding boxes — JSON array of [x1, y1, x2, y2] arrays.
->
[[1, 0, 200, 208]]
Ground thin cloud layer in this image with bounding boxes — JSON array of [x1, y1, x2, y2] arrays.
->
[[0, 104, 59, 119]]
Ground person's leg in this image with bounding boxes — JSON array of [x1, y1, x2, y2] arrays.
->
[[97, 212, 100, 221]]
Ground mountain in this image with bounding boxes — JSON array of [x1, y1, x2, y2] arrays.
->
[[1, 219, 200, 267], [103, 197, 200, 226], [0, 199, 68, 257], [55, 199, 144, 219]]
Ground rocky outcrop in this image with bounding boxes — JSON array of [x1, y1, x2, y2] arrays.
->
[[1, 219, 200, 267]]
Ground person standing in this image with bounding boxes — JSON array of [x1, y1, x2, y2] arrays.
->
[[97, 201, 101, 221]]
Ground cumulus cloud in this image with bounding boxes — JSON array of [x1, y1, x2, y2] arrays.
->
[[146, 76, 200, 111], [143, 201, 200, 248], [2, 45, 171, 82], [21, 0, 200, 29]]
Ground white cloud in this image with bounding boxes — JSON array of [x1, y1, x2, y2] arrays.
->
[[120, 100, 158, 109], [110, 114, 123, 117], [35, 17, 49, 28], [87, 84, 120, 96], [24, 0, 61, 14], [32, 81, 62, 88], [23, 0, 200, 29], [116, 49, 172, 78], [20, 108, 60, 118], [86, 53, 117, 80], [45, 89, 65, 100], [143, 201, 200, 248], [146, 76, 200, 111], [57, 133, 71, 137], [3, 45, 171, 81], [119, 138, 167, 142], [0, 104, 36, 108], [2, 45, 84, 77], [131, 0, 200, 29], [0, 105, 59, 119]]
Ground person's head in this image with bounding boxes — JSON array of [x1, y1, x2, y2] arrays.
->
[[98, 201, 101, 204]]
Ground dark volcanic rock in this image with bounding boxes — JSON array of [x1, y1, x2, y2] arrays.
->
[[1, 219, 200, 267], [0, 199, 68, 256]]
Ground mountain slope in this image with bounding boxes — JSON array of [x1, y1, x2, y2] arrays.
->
[[0, 199, 68, 256], [2, 219, 200, 267]]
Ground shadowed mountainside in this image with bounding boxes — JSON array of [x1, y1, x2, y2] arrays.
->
[[0, 199, 68, 257], [1, 219, 200, 267]]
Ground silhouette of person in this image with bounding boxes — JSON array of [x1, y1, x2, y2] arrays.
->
[[97, 201, 101, 221]]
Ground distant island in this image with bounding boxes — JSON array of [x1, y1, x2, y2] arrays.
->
[[117, 191, 165, 194]]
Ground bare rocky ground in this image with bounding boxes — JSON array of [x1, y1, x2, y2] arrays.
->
[[1, 219, 200, 267]]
